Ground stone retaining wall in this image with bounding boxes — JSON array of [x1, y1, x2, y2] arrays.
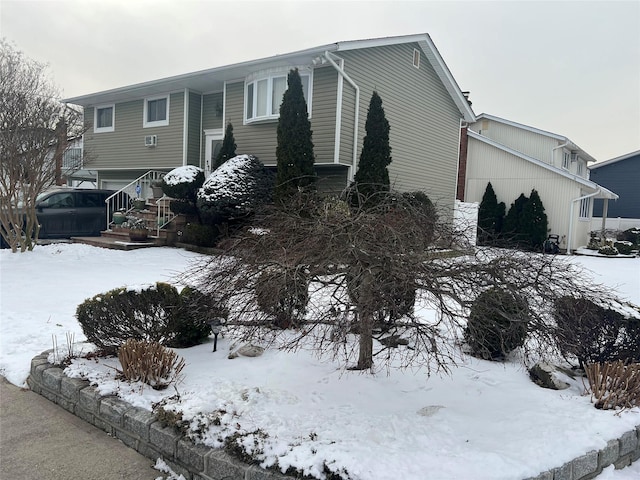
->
[[27, 351, 639, 480]]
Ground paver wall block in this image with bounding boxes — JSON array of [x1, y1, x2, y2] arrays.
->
[[78, 385, 101, 413], [55, 396, 75, 414], [599, 439, 620, 468], [160, 457, 193, 480], [60, 376, 89, 402], [41, 367, 64, 392], [571, 451, 598, 479], [136, 441, 161, 462], [75, 406, 95, 424], [99, 396, 131, 427], [619, 430, 638, 456], [246, 464, 293, 480], [124, 407, 155, 442], [177, 439, 210, 472], [524, 471, 553, 480], [205, 450, 249, 479], [150, 422, 179, 457], [30, 355, 50, 375], [552, 462, 572, 480], [613, 456, 631, 469], [115, 428, 139, 450], [41, 388, 58, 403], [32, 363, 51, 384]]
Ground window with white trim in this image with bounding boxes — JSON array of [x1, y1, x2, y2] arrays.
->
[[245, 71, 312, 123], [562, 151, 570, 169], [576, 160, 584, 177], [579, 197, 591, 219], [143, 95, 170, 127], [94, 105, 114, 133]]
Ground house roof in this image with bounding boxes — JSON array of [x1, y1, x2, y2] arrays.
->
[[64, 33, 475, 122], [474, 113, 597, 163], [467, 129, 618, 200], [589, 149, 640, 169]]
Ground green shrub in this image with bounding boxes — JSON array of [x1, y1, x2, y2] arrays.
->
[[464, 287, 529, 360], [617, 228, 640, 246], [598, 244, 618, 256], [613, 241, 633, 255], [255, 268, 309, 328], [554, 297, 640, 367], [169, 199, 199, 216], [181, 223, 220, 247], [161, 165, 205, 202], [76, 282, 211, 354]]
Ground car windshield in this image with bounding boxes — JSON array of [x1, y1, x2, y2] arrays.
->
[[16, 191, 65, 208]]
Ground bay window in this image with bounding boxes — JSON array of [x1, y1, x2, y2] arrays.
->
[[245, 70, 312, 123]]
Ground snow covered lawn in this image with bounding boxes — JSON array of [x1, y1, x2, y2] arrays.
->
[[1, 244, 638, 479]]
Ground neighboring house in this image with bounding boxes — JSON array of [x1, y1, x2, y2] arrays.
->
[[589, 150, 640, 230], [460, 113, 618, 253], [62, 137, 98, 187], [64, 33, 475, 210]]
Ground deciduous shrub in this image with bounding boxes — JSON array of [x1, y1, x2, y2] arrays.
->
[[75, 282, 212, 354], [255, 268, 309, 328], [553, 296, 640, 367], [464, 287, 530, 360], [117, 339, 185, 389]]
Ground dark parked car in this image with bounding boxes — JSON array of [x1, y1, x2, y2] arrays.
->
[[34, 188, 116, 238]]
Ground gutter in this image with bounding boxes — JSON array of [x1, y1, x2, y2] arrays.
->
[[323, 51, 360, 181], [567, 188, 600, 255]]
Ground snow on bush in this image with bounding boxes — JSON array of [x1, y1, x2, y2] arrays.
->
[[162, 165, 205, 201], [197, 154, 273, 222]]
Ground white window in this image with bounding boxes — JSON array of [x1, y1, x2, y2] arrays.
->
[[579, 197, 591, 219], [244, 71, 312, 123], [94, 104, 114, 133], [562, 151, 570, 169], [576, 160, 584, 177], [143, 95, 170, 128]]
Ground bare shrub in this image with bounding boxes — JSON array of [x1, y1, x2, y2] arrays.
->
[[584, 361, 640, 410], [117, 339, 185, 389]]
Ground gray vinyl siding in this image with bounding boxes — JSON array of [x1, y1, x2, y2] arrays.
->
[[339, 84, 356, 169], [84, 92, 184, 171], [224, 69, 339, 167], [202, 92, 223, 131], [187, 92, 202, 166], [339, 43, 462, 204], [591, 154, 640, 218]]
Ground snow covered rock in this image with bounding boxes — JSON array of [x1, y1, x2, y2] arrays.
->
[[529, 362, 571, 390], [228, 344, 265, 359]]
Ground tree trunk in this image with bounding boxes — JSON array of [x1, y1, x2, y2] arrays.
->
[[356, 271, 374, 370]]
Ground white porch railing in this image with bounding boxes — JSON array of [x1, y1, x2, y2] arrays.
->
[[105, 171, 175, 236]]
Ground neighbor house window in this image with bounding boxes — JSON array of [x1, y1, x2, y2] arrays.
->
[[576, 160, 584, 177], [94, 105, 114, 133], [579, 197, 591, 219], [245, 70, 312, 123], [143, 95, 170, 127], [562, 151, 570, 169]]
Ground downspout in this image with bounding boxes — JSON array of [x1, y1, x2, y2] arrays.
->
[[323, 51, 360, 181], [552, 140, 570, 167], [567, 188, 600, 255], [198, 94, 203, 170]]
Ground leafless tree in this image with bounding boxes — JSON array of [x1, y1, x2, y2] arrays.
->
[[0, 39, 85, 252], [184, 189, 627, 373]]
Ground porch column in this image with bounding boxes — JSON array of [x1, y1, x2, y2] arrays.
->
[[600, 199, 609, 244]]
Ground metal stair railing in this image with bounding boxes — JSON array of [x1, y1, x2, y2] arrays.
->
[[104, 170, 167, 231]]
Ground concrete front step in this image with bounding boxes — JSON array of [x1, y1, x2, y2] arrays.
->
[[71, 235, 161, 251]]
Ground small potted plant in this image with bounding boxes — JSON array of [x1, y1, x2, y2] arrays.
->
[[132, 198, 146, 211], [124, 217, 149, 242], [112, 208, 127, 226], [151, 179, 165, 198]]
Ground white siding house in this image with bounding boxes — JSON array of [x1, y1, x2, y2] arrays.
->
[[462, 114, 617, 253]]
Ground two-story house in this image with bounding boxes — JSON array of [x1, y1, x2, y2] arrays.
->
[[64, 33, 475, 213], [459, 113, 617, 253]]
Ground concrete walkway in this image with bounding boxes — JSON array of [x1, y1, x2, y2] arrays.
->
[[0, 376, 159, 480]]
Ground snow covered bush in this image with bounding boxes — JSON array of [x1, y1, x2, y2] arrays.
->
[[197, 154, 274, 224], [75, 282, 211, 354], [161, 165, 205, 218], [117, 339, 185, 389], [613, 241, 633, 255], [598, 244, 618, 256], [553, 296, 640, 367], [464, 287, 530, 360]]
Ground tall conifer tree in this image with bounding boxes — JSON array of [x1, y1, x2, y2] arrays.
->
[[522, 189, 548, 250], [214, 122, 237, 169], [477, 182, 505, 244], [275, 69, 316, 201], [353, 91, 391, 206]]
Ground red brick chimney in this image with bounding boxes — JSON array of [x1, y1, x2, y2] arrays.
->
[[456, 125, 468, 201]]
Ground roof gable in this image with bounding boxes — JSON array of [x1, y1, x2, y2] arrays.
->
[[64, 34, 475, 122], [589, 149, 640, 169]]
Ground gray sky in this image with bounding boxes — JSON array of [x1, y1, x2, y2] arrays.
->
[[1, 0, 639, 162]]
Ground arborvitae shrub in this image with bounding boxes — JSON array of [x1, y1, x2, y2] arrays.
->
[[477, 182, 505, 245], [169, 199, 199, 216], [613, 241, 633, 255], [553, 296, 640, 367], [464, 287, 529, 360], [214, 122, 237, 169], [255, 268, 309, 329], [76, 282, 211, 354], [161, 165, 205, 202]]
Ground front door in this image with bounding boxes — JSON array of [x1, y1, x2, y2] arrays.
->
[[204, 129, 224, 176]]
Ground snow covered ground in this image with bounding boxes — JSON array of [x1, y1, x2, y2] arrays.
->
[[0, 244, 638, 479]]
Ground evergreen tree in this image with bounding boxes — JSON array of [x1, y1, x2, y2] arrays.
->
[[352, 91, 391, 206], [477, 182, 505, 244], [214, 122, 237, 169], [504, 193, 529, 247], [274, 69, 316, 201], [521, 189, 548, 251]]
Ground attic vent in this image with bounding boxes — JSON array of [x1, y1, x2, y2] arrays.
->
[[413, 48, 420, 69], [144, 135, 157, 147]]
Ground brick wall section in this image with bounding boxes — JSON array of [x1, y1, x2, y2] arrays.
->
[[27, 351, 639, 480], [456, 126, 468, 201]]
